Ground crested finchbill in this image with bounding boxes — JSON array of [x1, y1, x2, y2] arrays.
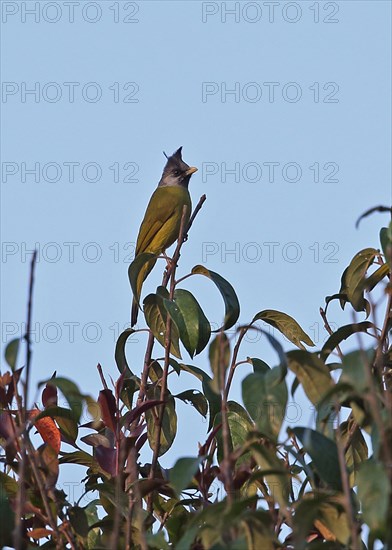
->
[[131, 147, 197, 326]]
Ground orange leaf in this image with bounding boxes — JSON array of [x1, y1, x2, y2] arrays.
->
[[28, 527, 54, 539], [314, 519, 336, 541], [30, 409, 61, 455]]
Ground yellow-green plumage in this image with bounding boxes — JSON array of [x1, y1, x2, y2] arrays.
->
[[131, 147, 196, 326], [135, 186, 191, 258]]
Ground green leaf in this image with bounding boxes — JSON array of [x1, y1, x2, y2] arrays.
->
[[320, 321, 375, 361], [380, 222, 392, 269], [364, 263, 389, 292], [93, 481, 129, 518], [146, 389, 177, 456], [316, 398, 337, 439], [248, 357, 270, 374], [253, 310, 314, 350], [128, 252, 157, 306], [287, 350, 333, 405], [174, 389, 208, 417], [241, 513, 274, 550], [114, 328, 136, 376], [145, 531, 171, 550], [316, 382, 355, 414], [291, 427, 342, 491], [340, 418, 368, 487], [191, 265, 240, 330], [242, 368, 287, 441], [339, 248, 378, 313], [179, 363, 221, 431], [318, 501, 350, 546], [0, 472, 18, 498], [214, 402, 254, 465], [357, 459, 390, 537], [59, 450, 104, 475], [243, 326, 288, 382], [170, 456, 204, 495], [250, 443, 289, 509], [293, 494, 350, 549], [339, 348, 375, 393], [143, 292, 182, 359], [209, 333, 230, 394], [174, 289, 211, 357], [68, 506, 89, 538], [37, 377, 85, 422], [0, 491, 14, 547], [4, 338, 19, 371]]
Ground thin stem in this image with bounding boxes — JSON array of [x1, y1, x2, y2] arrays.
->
[[137, 331, 155, 406], [319, 307, 344, 360], [335, 413, 360, 549], [25, 436, 62, 544], [148, 206, 189, 510], [24, 250, 37, 411], [220, 334, 233, 505], [174, 273, 194, 286], [125, 447, 147, 550], [224, 324, 251, 401], [14, 250, 37, 549], [186, 194, 206, 236]]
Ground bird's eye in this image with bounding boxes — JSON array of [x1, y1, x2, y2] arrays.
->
[[173, 170, 180, 177]]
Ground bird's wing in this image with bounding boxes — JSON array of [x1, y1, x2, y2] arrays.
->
[[135, 188, 180, 255]]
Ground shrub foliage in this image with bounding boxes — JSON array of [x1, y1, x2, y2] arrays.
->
[[1, 202, 391, 549]]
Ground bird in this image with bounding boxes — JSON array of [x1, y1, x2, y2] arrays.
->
[[131, 147, 198, 326]]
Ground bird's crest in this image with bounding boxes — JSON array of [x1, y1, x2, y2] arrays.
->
[[162, 146, 188, 173]]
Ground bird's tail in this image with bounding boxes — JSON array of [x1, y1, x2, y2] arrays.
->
[[130, 257, 157, 327]]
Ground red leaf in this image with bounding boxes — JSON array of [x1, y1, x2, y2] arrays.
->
[[42, 383, 58, 408], [116, 368, 127, 398], [135, 432, 148, 453], [95, 445, 116, 476], [0, 411, 14, 441], [122, 399, 164, 428], [6, 367, 23, 405], [98, 389, 117, 432]]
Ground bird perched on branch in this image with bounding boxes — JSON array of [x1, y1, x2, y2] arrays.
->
[[131, 147, 198, 326]]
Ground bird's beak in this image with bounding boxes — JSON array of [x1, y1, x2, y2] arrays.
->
[[185, 166, 198, 176]]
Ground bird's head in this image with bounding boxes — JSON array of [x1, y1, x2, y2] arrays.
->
[[158, 147, 198, 188]]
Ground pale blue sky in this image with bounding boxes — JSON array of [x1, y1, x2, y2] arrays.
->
[[1, 0, 391, 499]]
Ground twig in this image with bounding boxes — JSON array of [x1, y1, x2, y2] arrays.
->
[[219, 332, 234, 505], [125, 447, 147, 550], [149, 206, 189, 490], [14, 250, 37, 549], [319, 307, 344, 360], [25, 435, 62, 545], [136, 332, 155, 406], [24, 250, 37, 411], [224, 324, 252, 401], [110, 379, 125, 550], [335, 412, 360, 549], [186, 194, 206, 235]]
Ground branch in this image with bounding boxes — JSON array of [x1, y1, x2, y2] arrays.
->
[[335, 413, 360, 549], [224, 324, 252, 401], [149, 206, 189, 489], [14, 250, 37, 548]]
